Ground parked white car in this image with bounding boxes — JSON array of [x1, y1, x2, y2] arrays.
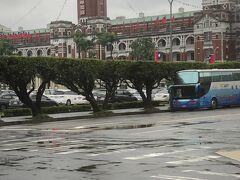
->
[[44, 89, 89, 105], [152, 90, 169, 102]]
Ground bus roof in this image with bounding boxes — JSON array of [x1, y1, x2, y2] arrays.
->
[[178, 69, 240, 73]]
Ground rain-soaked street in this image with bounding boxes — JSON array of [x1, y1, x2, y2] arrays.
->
[[0, 108, 239, 180]]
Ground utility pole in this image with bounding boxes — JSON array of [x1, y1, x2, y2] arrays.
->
[[168, 0, 174, 61]]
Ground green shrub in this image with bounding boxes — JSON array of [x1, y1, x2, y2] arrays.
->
[[1, 101, 163, 117], [2, 105, 92, 117], [112, 101, 160, 109], [41, 105, 91, 114], [2, 108, 32, 117]]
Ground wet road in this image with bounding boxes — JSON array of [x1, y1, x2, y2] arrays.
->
[[0, 108, 240, 180]]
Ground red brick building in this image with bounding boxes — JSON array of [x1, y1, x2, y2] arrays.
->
[[77, 0, 107, 23], [1, 0, 240, 62]]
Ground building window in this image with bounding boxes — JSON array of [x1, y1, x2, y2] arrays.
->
[[204, 32, 212, 42], [68, 45, 71, 54]]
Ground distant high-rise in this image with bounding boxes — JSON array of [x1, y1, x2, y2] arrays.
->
[[77, 0, 107, 22]]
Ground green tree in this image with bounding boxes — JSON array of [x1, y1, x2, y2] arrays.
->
[[96, 32, 118, 60], [74, 32, 94, 59], [130, 38, 155, 61], [120, 61, 166, 108], [54, 59, 101, 113], [0, 57, 55, 118], [0, 39, 15, 55], [97, 61, 122, 109]]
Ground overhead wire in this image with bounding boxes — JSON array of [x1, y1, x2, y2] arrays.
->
[[56, 0, 68, 21], [175, 0, 202, 9], [126, 0, 138, 15], [11, 0, 43, 28]]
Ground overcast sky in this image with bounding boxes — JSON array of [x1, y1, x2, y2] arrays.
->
[[0, 0, 202, 31]]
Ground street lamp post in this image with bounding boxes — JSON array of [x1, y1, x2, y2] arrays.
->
[[168, 0, 174, 61]]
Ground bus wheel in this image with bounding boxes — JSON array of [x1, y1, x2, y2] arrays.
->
[[211, 98, 218, 110]]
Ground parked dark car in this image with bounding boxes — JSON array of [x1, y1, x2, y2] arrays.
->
[[0, 93, 18, 110], [9, 95, 58, 108], [110, 89, 138, 103]]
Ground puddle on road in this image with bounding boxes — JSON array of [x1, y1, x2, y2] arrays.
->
[[0, 156, 25, 167], [100, 123, 155, 131], [77, 165, 97, 172], [173, 121, 215, 127]]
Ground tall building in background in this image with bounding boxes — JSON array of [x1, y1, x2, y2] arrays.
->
[[77, 0, 107, 23]]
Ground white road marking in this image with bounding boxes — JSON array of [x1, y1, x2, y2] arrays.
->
[[28, 149, 39, 152], [132, 128, 179, 135], [124, 149, 196, 160], [0, 128, 36, 131], [1, 137, 36, 144], [31, 137, 64, 143], [88, 149, 136, 157], [183, 170, 240, 178], [73, 122, 118, 129], [151, 174, 207, 180], [167, 155, 221, 165], [45, 144, 83, 150], [56, 149, 84, 155], [0, 147, 27, 151]]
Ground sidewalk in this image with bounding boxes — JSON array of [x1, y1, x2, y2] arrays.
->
[[0, 105, 169, 125]]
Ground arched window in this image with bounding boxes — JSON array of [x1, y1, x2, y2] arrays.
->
[[172, 38, 180, 46], [158, 39, 166, 47], [186, 37, 194, 45], [37, 49, 43, 57], [27, 50, 33, 57], [18, 51, 23, 56], [119, 43, 126, 51], [47, 49, 51, 56]]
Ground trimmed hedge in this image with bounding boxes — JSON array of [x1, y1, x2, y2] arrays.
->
[[1, 101, 163, 117], [112, 101, 160, 109], [1, 105, 91, 117]]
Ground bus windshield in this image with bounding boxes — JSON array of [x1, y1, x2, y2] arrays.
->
[[171, 85, 197, 99], [176, 71, 199, 85]]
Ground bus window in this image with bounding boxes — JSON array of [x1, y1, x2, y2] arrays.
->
[[176, 71, 199, 85], [199, 72, 212, 84], [232, 72, 240, 81], [212, 72, 222, 82], [221, 72, 232, 81], [173, 86, 196, 99]]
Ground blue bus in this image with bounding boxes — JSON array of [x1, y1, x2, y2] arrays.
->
[[169, 69, 240, 110]]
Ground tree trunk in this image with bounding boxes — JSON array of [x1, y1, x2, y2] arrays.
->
[[86, 93, 101, 113], [145, 88, 153, 108], [110, 49, 113, 60], [78, 47, 81, 59]]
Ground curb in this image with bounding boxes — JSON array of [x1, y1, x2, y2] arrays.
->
[[0, 109, 170, 127]]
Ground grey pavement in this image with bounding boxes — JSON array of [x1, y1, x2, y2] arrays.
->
[[0, 105, 169, 123], [0, 107, 239, 180]]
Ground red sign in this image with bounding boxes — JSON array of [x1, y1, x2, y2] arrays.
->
[[0, 33, 32, 40]]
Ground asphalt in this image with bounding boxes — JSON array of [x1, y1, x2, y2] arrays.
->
[[0, 105, 169, 125]]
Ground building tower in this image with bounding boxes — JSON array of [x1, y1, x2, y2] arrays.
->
[[194, 0, 240, 61], [77, 0, 107, 23]]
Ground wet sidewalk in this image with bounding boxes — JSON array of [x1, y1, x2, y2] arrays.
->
[[0, 105, 169, 124]]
